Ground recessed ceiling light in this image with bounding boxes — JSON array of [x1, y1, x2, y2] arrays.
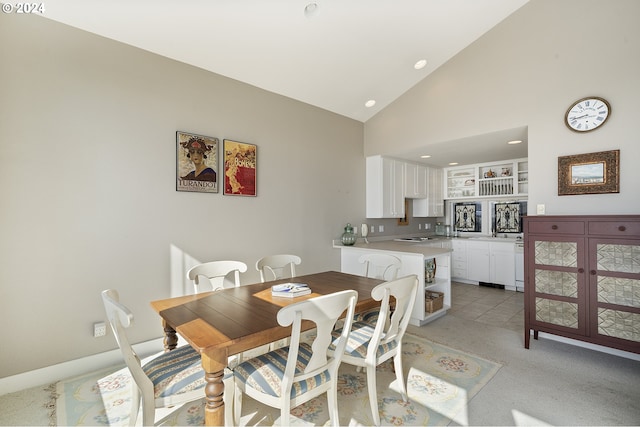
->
[[449, 162, 459, 166], [414, 59, 427, 70], [420, 155, 431, 159], [365, 99, 376, 108], [507, 140, 522, 145], [304, 3, 318, 18]]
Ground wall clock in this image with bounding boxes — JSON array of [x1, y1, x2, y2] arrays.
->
[[565, 96, 611, 132]]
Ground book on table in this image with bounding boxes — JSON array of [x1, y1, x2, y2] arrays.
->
[[271, 283, 311, 297]]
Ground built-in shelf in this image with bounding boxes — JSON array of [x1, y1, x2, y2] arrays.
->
[[445, 158, 528, 200]]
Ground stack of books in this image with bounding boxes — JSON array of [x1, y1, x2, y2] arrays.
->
[[271, 283, 311, 298]]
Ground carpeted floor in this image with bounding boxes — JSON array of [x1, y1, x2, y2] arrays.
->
[[52, 334, 500, 426]]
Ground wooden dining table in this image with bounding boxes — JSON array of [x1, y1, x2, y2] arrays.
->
[[150, 270, 384, 426]]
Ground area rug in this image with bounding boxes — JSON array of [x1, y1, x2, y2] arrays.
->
[[55, 334, 501, 426]]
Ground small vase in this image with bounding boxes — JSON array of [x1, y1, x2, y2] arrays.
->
[[425, 259, 437, 283], [341, 223, 357, 246]]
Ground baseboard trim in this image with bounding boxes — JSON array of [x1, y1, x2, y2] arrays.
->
[[0, 337, 165, 396], [536, 332, 640, 361]]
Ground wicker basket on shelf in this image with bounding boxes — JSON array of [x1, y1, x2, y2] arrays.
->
[[425, 290, 444, 313]]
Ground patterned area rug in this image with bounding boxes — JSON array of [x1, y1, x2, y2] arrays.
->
[[55, 334, 501, 426]]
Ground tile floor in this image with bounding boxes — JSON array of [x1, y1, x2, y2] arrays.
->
[[448, 281, 524, 333]]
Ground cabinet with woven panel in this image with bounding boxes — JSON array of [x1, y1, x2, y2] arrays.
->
[[524, 215, 640, 355]]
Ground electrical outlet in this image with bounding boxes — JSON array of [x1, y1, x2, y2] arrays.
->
[[425, 223, 431, 229], [379, 225, 384, 232], [94, 322, 107, 338], [537, 204, 546, 215], [418, 224, 422, 230]]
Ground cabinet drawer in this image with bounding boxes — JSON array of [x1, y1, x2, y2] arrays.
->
[[452, 260, 466, 269], [452, 267, 467, 278], [452, 252, 466, 262], [588, 221, 640, 236], [527, 220, 584, 235]]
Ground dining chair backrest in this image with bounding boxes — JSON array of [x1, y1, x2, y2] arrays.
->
[[101, 289, 232, 426], [101, 289, 145, 390], [358, 253, 401, 281], [279, 289, 357, 386], [187, 260, 247, 293], [255, 254, 302, 282], [369, 274, 418, 346], [233, 289, 358, 426], [328, 274, 418, 426]]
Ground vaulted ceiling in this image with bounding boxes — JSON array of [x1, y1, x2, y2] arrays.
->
[[43, 0, 529, 124]]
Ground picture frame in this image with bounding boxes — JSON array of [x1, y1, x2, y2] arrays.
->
[[223, 139, 257, 196], [176, 131, 219, 193], [494, 202, 521, 233], [558, 150, 619, 196], [454, 202, 481, 232]]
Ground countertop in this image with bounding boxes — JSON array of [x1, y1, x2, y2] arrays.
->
[[332, 240, 451, 257], [333, 235, 521, 256]]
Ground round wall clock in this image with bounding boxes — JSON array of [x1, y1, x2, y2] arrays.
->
[[565, 96, 611, 132]]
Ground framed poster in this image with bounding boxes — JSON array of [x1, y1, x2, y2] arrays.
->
[[558, 150, 619, 195], [223, 139, 257, 196], [176, 131, 219, 193]]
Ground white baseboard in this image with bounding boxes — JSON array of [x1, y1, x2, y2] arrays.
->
[[0, 338, 166, 396], [536, 332, 640, 361]]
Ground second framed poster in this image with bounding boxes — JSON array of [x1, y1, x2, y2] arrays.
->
[[223, 139, 257, 196]]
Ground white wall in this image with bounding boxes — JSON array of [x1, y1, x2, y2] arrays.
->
[[0, 14, 364, 377], [365, 0, 640, 215]]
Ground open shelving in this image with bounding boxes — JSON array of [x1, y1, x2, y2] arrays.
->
[[444, 157, 528, 200]]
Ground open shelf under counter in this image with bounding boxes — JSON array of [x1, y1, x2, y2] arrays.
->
[[423, 304, 451, 322]]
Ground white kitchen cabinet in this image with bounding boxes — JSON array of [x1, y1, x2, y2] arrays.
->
[[366, 155, 405, 218], [451, 239, 468, 280], [467, 241, 491, 282], [405, 162, 427, 198], [489, 241, 515, 287], [464, 239, 515, 287], [413, 166, 444, 217]]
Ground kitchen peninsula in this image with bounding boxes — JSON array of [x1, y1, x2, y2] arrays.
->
[[333, 240, 451, 326]]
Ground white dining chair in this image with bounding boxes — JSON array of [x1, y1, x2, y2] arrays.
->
[[359, 253, 401, 280], [233, 290, 358, 427], [354, 253, 402, 325], [187, 260, 268, 364], [255, 254, 302, 282], [187, 260, 247, 293], [327, 275, 418, 426], [101, 289, 234, 426]]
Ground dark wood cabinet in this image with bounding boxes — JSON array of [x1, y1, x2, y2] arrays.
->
[[524, 215, 640, 354]]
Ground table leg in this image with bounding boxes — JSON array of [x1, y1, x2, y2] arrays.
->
[[201, 350, 227, 426], [162, 319, 178, 351]]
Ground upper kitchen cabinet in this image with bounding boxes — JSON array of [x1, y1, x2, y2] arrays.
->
[[414, 166, 444, 217], [366, 155, 405, 218], [405, 162, 428, 198], [366, 156, 444, 218], [445, 158, 528, 200]]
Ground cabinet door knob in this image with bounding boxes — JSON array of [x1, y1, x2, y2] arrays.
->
[[551, 225, 558, 230], [578, 268, 584, 273], [618, 225, 626, 232], [590, 270, 597, 275]]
